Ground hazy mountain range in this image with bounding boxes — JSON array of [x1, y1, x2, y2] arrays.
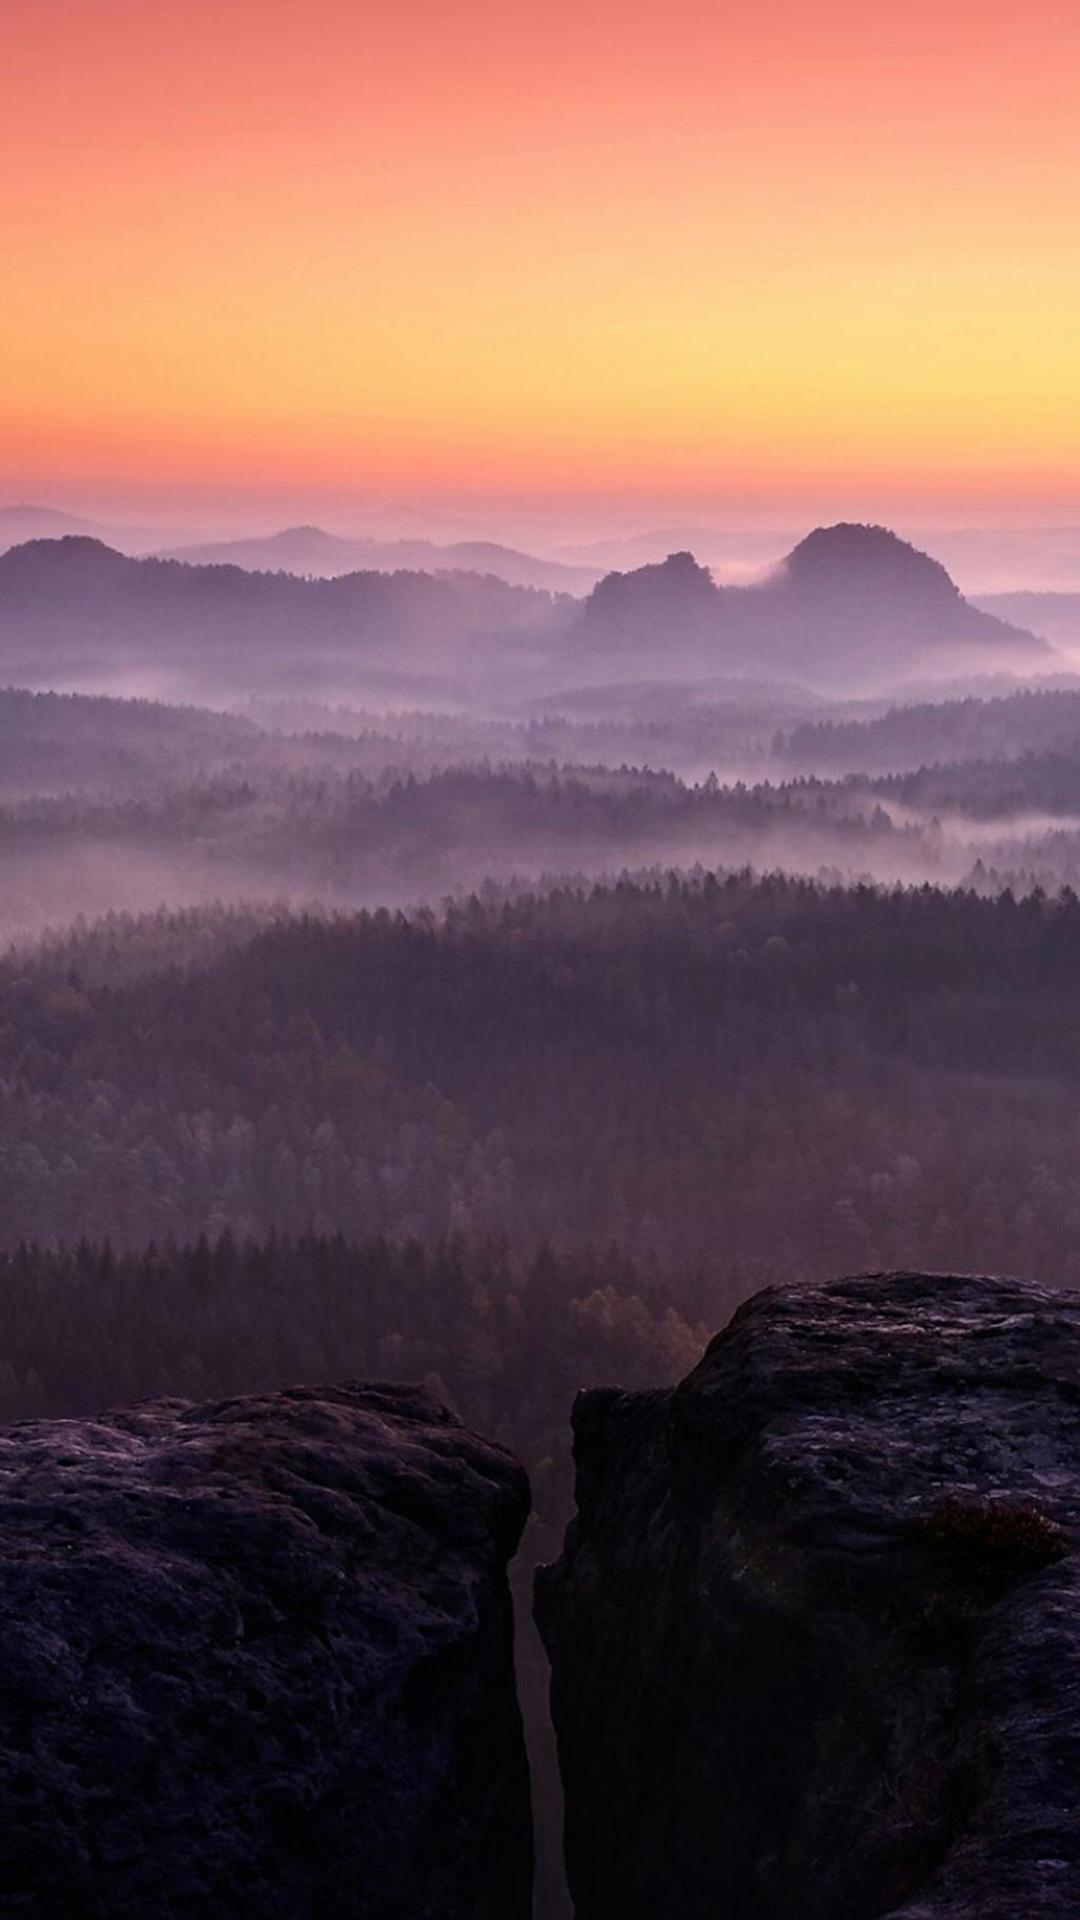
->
[[0, 504, 178, 557], [974, 591, 1080, 647], [0, 522, 1049, 708], [160, 525, 599, 593], [0, 508, 598, 593], [9, 505, 1080, 598], [917, 527, 1080, 594], [0, 536, 567, 703]]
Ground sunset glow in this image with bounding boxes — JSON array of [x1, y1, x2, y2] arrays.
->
[[4, 0, 1079, 514]]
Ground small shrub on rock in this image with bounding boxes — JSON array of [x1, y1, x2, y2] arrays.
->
[[919, 1494, 1067, 1596]]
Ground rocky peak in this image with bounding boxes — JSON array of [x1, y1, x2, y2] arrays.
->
[[585, 549, 718, 625], [786, 521, 959, 588]]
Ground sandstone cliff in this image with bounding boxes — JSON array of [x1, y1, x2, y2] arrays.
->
[[0, 1381, 531, 1918], [536, 1271, 1080, 1919]]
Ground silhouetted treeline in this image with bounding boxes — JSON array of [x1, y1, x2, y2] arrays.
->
[[872, 747, 1080, 818], [0, 1225, 713, 1920], [781, 687, 1080, 773], [0, 686, 264, 797], [0, 761, 902, 873], [0, 1232, 710, 1466], [22, 901, 279, 986], [6, 873, 1080, 1276], [0, 679, 821, 804]]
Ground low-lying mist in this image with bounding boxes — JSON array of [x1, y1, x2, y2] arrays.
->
[[9, 672, 1080, 947], [3, 778, 1078, 956], [8, 510, 1080, 1920]]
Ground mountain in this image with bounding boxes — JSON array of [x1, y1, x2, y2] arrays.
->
[[776, 521, 1024, 654], [163, 524, 354, 572], [161, 524, 599, 593], [559, 526, 792, 577], [0, 537, 569, 702], [579, 523, 1051, 685], [0, 505, 97, 546], [0, 504, 176, 556], [973, 590, 1080, 648], [913, 525, 1080, 594]]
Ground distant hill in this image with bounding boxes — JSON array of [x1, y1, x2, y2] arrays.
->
[[973, 591, 1080, 648], [558, 526, 792, 577], [580, 524, 1051, 685], [0, 538, 570, 703], [778, 685, 1080, 775], [912, 526, 1080, 594], [585, 548, 718, 632], [161, 525, 599, 593], [0, 684, 258, 797], [0, 505, 98, 546], [0, 504, 175, 556]]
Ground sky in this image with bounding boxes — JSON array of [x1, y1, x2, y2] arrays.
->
[[3, 0, 1079, 527]]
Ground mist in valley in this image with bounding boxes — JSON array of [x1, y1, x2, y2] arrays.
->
[[6, 512, 1080, 1919], [10, 0, 1080, 1904], [6, 515, 1080, 1254]]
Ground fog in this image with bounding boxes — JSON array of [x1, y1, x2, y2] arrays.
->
[[0, 847, 273, 952], [6, 708, 1080, 952], [10, 497, 1080, 592], [9, 507, 1080, 1919], [5, 510, 1080, 1005]]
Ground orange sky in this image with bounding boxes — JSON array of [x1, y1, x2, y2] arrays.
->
[[3, 0, 1079, 518]]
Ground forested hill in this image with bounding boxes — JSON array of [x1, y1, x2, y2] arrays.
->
[[5, 874, 1080, 1278], [0, 538, 565, 699], [0, 685, 259, 795], [780, 686, 1080, 772]]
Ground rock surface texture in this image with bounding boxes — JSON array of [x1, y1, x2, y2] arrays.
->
[[535, 1271, 1080, 1920], [0, 1382, 532, 1918]]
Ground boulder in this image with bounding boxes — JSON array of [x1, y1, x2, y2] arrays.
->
[[0, 1381, 532, 1917], [536, 1271, 1080, 1919]]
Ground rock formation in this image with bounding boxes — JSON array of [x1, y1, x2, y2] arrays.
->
[[579, 525, 1049, 683], [0, 1381, 532, 1918], [536, 1271, 1080, 1919]]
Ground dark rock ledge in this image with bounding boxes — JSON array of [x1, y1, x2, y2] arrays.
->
[[0, 1382, 532, 1918], [536, 1271, 1080, 1920]]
